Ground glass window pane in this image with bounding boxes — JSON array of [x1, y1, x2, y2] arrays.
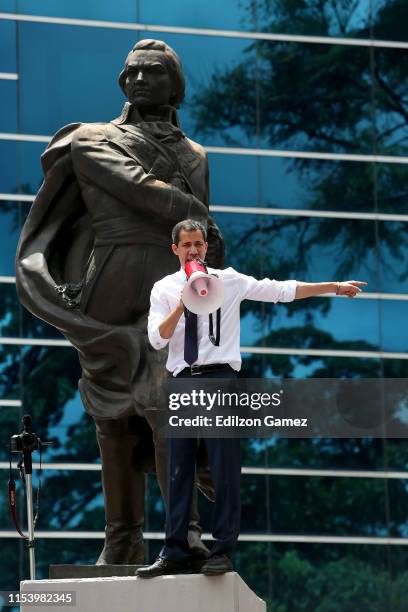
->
[[0, 143, 18, 193], [0, 283, 66, 340], [376, 163, 408, 216], [0, 79, 17, 132], [238, 474, 388, 536], [0, 20, 16, 73], [0, 344, 86, 458], [247, 436, 390, 471], [0, 344, 21, 403], [260, 157, 377, 212], [385, 439, 408, 470], [260, 158, 374, 213], [194, 37, 375, 154], [374, 47, 408, 157], [18, 23, 135, 135], [15, 0, 138, 21], [379, 220, 408, 293], [237, 542, 393, 611], [0, 202, 25, 275], [373, 0, 408, 43], [0, 142, 44, 195], [208, 153, 258, 207], [258, 41, 374, 154], [258, 296, 380, 352], [381, 300, 408, 352], [205, 156, 408, 215], [241, 352, 383, 378], [257, 0, 371, 39], [0, 1, 17, 11], [140, 0, 252, 31], [0, 536, 104, 588]]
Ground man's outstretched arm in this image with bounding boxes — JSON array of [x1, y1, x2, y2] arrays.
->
[[295, 280, 367, 299]]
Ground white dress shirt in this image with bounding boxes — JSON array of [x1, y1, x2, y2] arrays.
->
[[148, 267, 297, 376]]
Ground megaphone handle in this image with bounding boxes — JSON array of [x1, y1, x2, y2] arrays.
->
[[209, 308, 221, 346]]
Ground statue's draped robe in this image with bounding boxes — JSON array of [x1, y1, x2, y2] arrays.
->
[[16, 104, 224, 432]]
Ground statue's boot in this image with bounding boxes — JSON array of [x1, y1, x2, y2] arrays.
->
[[94, 416, 145, 565], [144, 408, 212, 559]]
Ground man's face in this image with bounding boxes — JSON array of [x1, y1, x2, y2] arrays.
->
[[124, 51, 174, 109], [172, 229, 208, 268]]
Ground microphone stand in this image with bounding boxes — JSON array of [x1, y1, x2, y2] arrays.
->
[[9, 415, 53, 580]]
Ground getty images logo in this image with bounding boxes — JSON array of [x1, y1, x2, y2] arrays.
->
[[168, 389, 283, 411]]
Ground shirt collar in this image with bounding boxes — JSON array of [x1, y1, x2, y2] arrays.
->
[[112, 102, 180, 127]]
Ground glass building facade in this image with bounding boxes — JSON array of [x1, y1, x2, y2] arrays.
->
[[1, 1, 408, 609]]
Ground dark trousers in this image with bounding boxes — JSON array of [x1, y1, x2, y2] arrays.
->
[[161, 368, 241, 561]]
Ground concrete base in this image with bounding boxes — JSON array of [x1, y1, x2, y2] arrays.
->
[[21, 572, 266, 612], [49, 564, 141, 579]]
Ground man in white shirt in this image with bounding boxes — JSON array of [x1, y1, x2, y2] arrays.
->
[[137, 219, 366, 578]]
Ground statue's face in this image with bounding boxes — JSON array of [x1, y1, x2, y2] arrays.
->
[[124, 51, 174, 109]]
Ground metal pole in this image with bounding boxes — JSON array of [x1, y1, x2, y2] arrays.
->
[[25, 474, 36, 580]]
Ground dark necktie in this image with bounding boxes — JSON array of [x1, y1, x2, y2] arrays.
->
[[184, 309, 198, 365]]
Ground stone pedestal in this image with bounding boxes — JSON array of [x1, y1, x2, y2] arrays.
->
[[21, 572, 266, 612]]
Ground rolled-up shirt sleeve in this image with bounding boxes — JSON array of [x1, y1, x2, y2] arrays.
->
[[148, 283, 171, 350], [238, 272, 297, 303]]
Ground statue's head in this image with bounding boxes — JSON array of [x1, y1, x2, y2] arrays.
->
[[118, 39, 185, 109]]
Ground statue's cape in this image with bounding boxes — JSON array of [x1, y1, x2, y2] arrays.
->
[[15, 122, 168, 421], [15, 120, 218, 495]]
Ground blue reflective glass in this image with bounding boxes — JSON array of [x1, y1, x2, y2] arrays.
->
[[0, 20, 16, 72], [1, 282, 64, 340], [19, 470, 103, 530], [260, 157, 377, 212], [256, 41, 374, 154], [0, 79, 17, 132], [0, 203, 23, 274], [0, 142, 18, 192], [208, 153, 258, 206], [0, 142, 45, 194], [0, 344, 20, 403], [258, 0, 371, 38], [241, 352, 382, 378], [374, 47, 408, 156], [380, 300, 408, 352], [0, 1, 17, 11], [258, 296, 380, 351], [373, 0, 408, 42], [18, 23, 135, 135], [14, 0, 137, 21], [388, 478, 408, 541], [385, 439, 408, 470], [0, 283, 19, 338], [376, 163, 408, 215], [236, 542, 393, 611], [0, 537, 103, 587], [140, 0, 251, 31], [18, 343, 84, 436], [239, 474, 387, 536], [379, 221, 408, 293]]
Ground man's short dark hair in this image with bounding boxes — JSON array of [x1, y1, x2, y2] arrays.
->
[[172, 220, 207, 245]]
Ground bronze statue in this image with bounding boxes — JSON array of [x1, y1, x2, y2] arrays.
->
[[16, 39, 223, 565]]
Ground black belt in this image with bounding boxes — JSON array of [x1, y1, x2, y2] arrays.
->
[[177, 363, 233, 377]]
